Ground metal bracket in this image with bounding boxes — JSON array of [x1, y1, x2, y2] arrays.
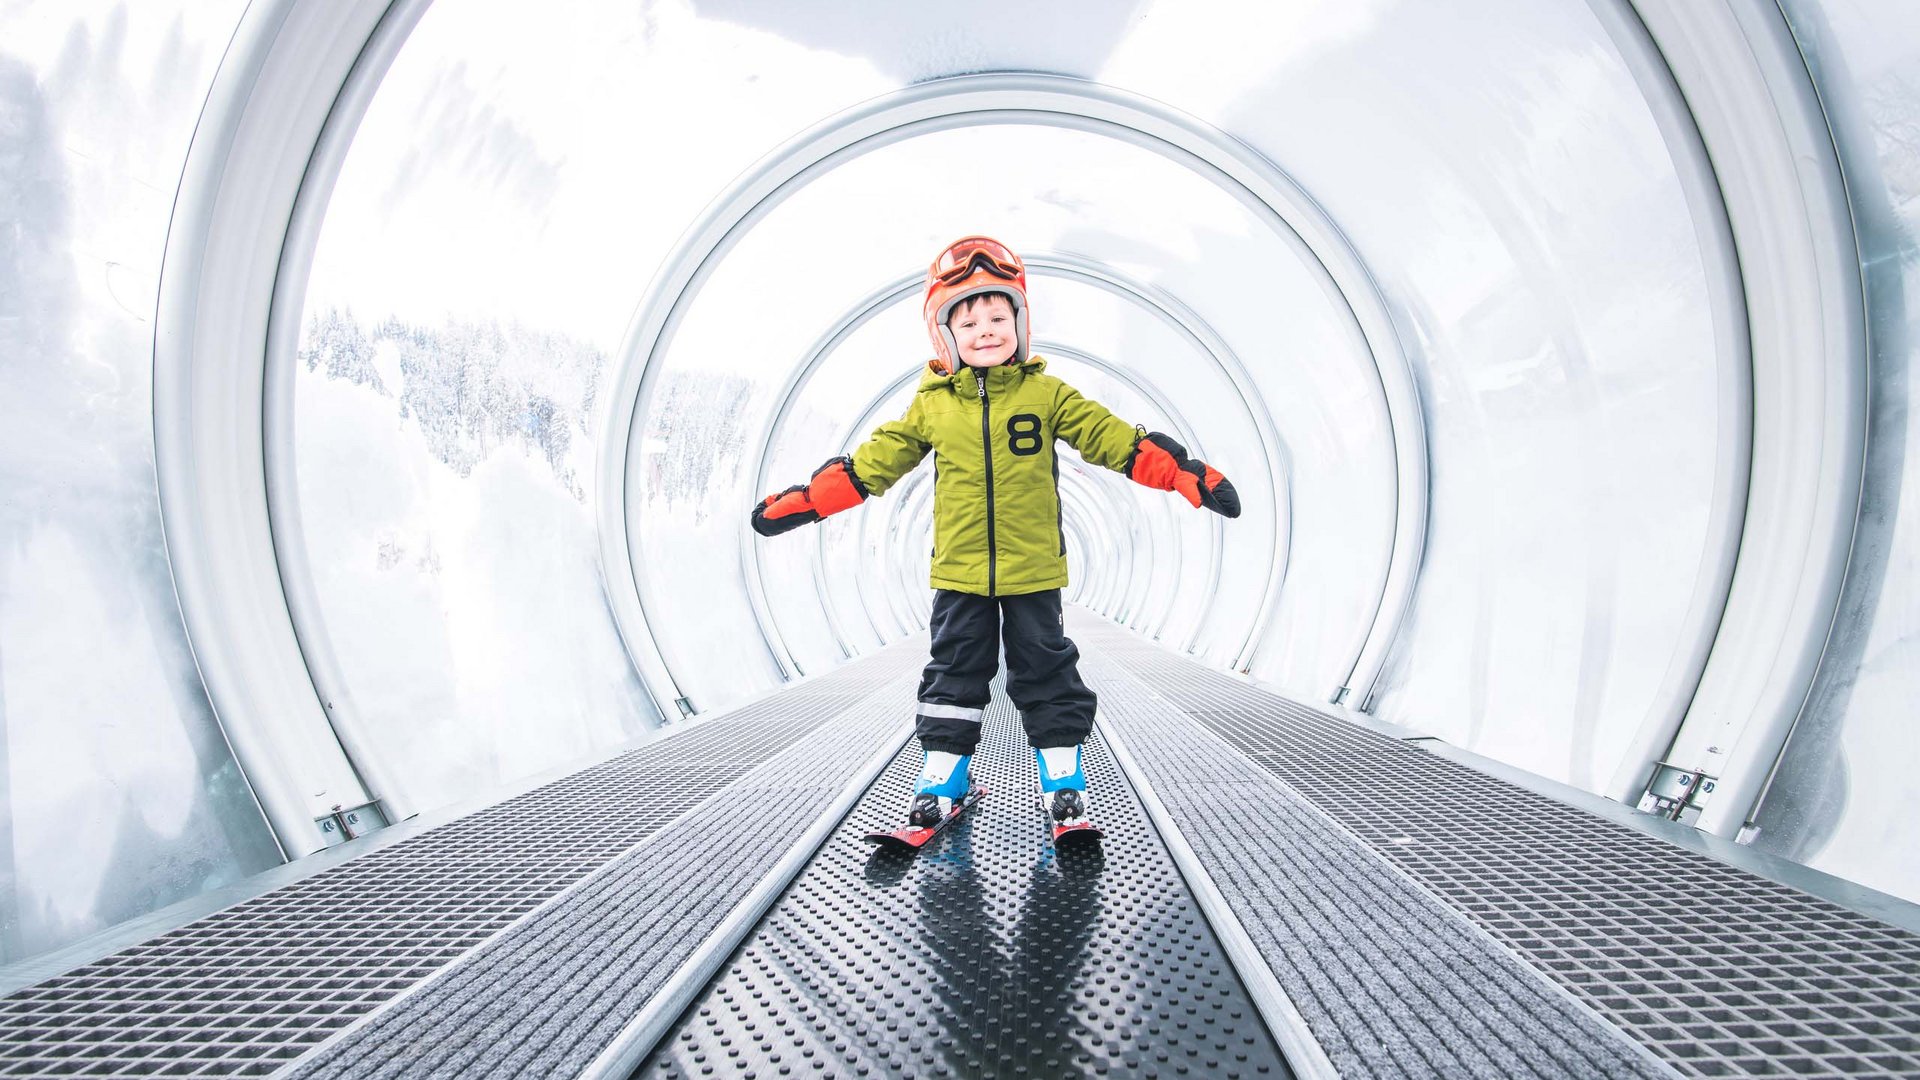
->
[[1636, 760, 1718, 823], [314, 801, 390, 848]]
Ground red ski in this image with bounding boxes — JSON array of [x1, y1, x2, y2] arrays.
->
[[863, 786, 987, 851]]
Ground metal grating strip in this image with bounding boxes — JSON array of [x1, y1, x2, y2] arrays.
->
[[1082, 648, 1674, 1079], [641, 682, 1296, 1079], [1073, 614, 1920, 1079], [282, 677, 918, 1079], [0, 642, 924, 1078]]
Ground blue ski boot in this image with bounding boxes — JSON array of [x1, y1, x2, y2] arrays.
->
[[1036, 745, 1098, 841], [908, 750, 972, 828]]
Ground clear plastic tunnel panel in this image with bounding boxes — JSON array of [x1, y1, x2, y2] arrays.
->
[[1743, 0, 1920, 903], [284, 0, 907, 773], [1195, 0, 1727, 794], [0, 0, 281, 964], [285, 0, 719, 814]]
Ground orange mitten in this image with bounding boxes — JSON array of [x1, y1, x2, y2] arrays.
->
[[1125, 433, 1240, 518], [751, 456, 870, 536]]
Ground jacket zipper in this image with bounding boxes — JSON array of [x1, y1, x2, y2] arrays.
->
[[978, 371, 997, 596], [1052, 450, 1064, 555]]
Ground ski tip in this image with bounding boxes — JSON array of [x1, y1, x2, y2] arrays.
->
[[1052, 822, 1104, 847]]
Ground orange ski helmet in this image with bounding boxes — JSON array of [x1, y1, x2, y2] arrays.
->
[[923, 235, 1029, 374]]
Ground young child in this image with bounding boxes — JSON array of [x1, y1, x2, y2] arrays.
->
[[750, 235, 1239, 838]]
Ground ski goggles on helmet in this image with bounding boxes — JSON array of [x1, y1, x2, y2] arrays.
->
[[930, 236, 1024, 285]]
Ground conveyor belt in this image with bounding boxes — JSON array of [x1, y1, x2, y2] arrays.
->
[[1071, 613, 1920, 1079], [0, 642, 922, 1078], [7, 616, 1917, 1080], [641, 683, 1295, 1079]]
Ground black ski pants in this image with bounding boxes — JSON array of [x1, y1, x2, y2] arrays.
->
[[915, 588, 1097, 754]]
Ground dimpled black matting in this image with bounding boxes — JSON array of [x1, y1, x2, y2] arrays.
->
[[642, 682, 1294, 1079]]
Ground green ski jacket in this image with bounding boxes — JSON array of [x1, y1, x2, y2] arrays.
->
[[849, 356, 1142, 596]]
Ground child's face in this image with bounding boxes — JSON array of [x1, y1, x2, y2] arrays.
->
[[948, 294, 1018, 368]]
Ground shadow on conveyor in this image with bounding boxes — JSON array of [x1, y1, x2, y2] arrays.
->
[[641, 685, 1292, 1079]]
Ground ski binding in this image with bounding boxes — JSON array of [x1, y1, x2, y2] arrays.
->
[[864, 785, 986, 851]]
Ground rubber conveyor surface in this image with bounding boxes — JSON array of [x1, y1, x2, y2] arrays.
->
[[0, 641, 923, 1078], [1071, 613, 1920, 1079], [643, 684, 1294, 1079]]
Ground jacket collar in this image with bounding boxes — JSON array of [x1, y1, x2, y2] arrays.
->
[[919, 355, 1048, 394]]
